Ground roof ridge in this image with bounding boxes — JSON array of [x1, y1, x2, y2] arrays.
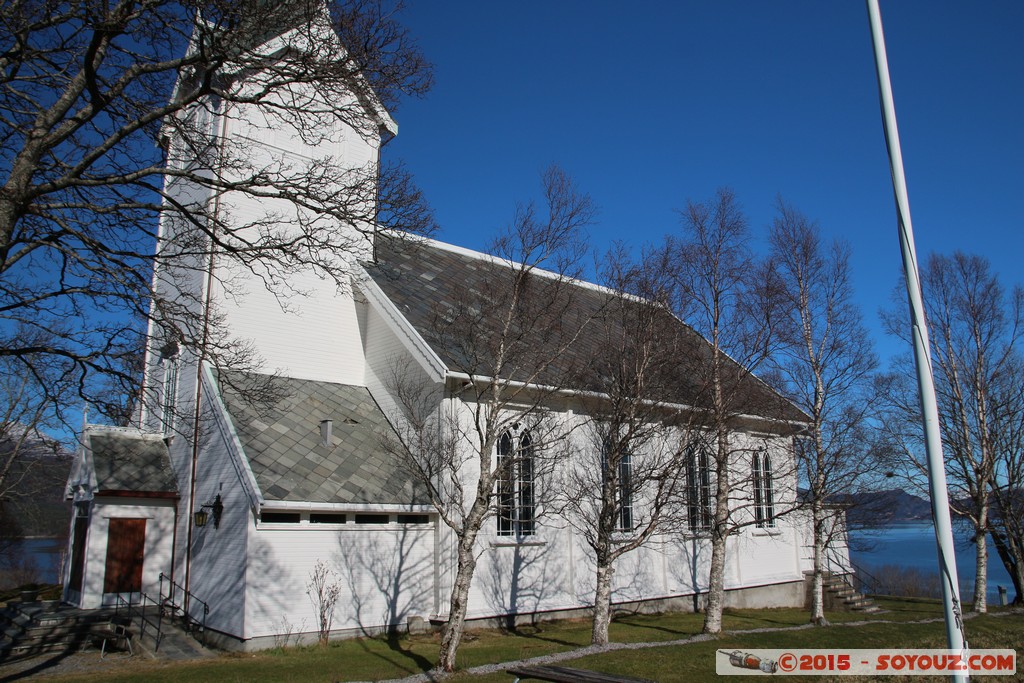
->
[[373, 230, 632, 299]]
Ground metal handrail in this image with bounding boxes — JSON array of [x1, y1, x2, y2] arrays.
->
[[849, 557, 884, 595], [112, 591, 164, 651], [159, 572, 210, 646], [822, 547, 883, 595]]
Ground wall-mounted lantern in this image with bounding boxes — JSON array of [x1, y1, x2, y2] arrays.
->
[[194, 494, 224, 529]]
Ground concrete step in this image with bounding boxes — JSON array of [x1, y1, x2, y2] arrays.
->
[[9, 623, 95, 645], [0, 603, 123, 664], [805, 570, 881, 614], [1, 633, 93, 661], [0, 600, 215, 664], [850, 603, 882, 613], [143, 625, 218, 661]]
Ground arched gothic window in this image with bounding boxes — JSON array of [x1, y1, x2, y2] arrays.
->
[[600, 442, 633, 532], [496, 429, 535, 537], [686, 445, 713, 532], [753, 450, 775, 528], [618, 450, 633, 532]]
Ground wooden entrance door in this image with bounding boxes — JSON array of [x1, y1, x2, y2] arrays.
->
[[103, 518, 146, 594]]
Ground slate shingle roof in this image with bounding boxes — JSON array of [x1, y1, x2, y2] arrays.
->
[[364, 234, 807, 425], [87, 430, 177, 495], [217, 371, 426, 505]]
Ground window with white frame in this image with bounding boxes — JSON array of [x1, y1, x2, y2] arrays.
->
[[496, 429, 535, 537], [686, 444, 713, 532], [601, 442, 633, 532], [752, 449, 775, 528], [159, 343, 179, 435], [617, 450, 633, 532]]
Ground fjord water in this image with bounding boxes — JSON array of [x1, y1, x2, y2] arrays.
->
[[7, 537, 65, 584], [850, 522, 1015, 603]]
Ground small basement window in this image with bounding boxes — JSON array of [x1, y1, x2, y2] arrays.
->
[[398, 514, 430, 525], [354, 514, 390, 524], [261, 512, 301, 524], [310, 513, 347, 524]]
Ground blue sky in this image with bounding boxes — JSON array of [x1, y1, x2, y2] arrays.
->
[[384, 1, 1023, 365]]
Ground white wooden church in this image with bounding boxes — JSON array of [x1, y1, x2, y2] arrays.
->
[[62, 7, 835, 650]]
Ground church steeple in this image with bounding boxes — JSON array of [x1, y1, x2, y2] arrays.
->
[[143, 5, 398, 433]]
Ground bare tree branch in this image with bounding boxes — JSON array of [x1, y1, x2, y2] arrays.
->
[[0, 0, 434, 427]]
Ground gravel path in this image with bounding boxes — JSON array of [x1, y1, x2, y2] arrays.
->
[[368, 609, 1023, 683]]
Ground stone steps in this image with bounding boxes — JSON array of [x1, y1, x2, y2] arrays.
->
[[0, 598, 219, 665], [805, 570, 882, 614], [0, 603, 118, 661]]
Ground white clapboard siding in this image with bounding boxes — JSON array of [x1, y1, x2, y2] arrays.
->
[[244, 521, 435, 639], [187, 399, 253, 638], [196, 98, 380, 385]]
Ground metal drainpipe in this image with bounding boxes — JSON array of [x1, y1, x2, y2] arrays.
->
[[432, 385, 448, 618], [168, 496, 179, 595], [183, 97, 230, 613]]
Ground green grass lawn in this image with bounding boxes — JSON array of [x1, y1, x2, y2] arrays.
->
[[35, 599, 1023, 683]]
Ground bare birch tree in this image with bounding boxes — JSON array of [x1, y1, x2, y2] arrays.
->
[[879, 252, 1024, 612], [665, 188, 785, 635], [557, 244, 692, 646], [381, 166, 596, 672], [0, 0, 433, 425], [988, 353, 1024, 603], [768, 201, 877, 625]]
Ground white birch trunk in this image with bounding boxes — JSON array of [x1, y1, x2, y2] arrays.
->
[[702, 429, 731, 634], [810, 497, 828, 625], [591, 561, 614, 647], [973, 514, 988, 613], [437, 531, 479, 672]]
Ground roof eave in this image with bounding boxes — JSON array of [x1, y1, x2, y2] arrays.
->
[[203, 363, 267, 508], [355, 267, 447, 382], [260, 500, 432, 512]]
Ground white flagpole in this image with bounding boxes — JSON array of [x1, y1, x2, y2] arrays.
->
[[865, 2, 969, 679]]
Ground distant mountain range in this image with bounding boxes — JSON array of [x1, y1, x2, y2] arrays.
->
[[0, 434, 72, 540], [833, 488, 934, 527]]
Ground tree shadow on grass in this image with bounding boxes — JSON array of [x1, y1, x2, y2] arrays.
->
[[722, 609, 806, 629], [610, 612, 700, 638], [493, 624, 583, 649], [349, 631, 436, 677]]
